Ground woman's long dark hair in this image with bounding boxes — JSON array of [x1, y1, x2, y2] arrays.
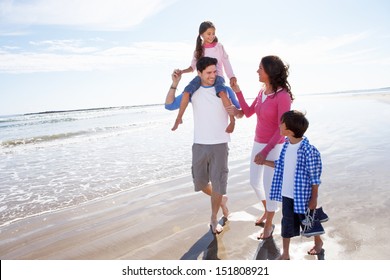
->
[[194, 21, 218, 60], [261, 55, 294, 101]]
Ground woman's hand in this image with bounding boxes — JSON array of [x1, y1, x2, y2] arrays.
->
[[254, 152, 266, 165], [230, 77, 237, 88]]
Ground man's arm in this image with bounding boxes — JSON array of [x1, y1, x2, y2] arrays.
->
[[164, 70, 182, 110], [219, 91, 235, 133]]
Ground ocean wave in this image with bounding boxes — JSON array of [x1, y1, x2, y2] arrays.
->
[[0, 120, 164, 148], [0, 105, 165, 131], [0, 117, 79, 129], [1, 131, 90, 147]]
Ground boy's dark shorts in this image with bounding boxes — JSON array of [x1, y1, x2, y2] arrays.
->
[[281, 196, 305, 238]]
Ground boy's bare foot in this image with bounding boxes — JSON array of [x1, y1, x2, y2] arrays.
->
[[308, 240, 324, 255], [210, 219, 223, 234], [221, 195, 229, 218], [171, 118, 183, 131], [277, 254, 290, 260]]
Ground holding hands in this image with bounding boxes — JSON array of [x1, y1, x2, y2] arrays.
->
[[254, 152, 266, 165], [231, 83, 241, 93], [230, 77, 237, 88], [226, 82, 243, 118], [172, 69, 182, 83]]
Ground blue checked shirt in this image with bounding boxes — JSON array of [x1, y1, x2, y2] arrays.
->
[[270, 137, 322, 214]]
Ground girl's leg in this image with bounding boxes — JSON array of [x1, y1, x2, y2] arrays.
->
[[184, 76, 201, 94]]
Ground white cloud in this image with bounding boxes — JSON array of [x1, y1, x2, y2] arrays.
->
[[0, 41, 191, 73], [0, 0, 177, 30], [228, 32, 382, 66], [1, 32, 386, 75], [29, 40, 99, 53]]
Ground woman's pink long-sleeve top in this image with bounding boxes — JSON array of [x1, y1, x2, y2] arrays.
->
[[236, 89, 292, 158]]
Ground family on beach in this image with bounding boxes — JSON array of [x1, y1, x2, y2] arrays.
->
[[164, 21, 328, 260]]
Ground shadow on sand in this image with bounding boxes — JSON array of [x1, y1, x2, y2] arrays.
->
[[254, 223, 325, 260], [254, 236, 281, 260], [254, 236, 326, 260], [315, 248, 325, 260], [180, 217, 325, 260], [180, 217, 228, 260]]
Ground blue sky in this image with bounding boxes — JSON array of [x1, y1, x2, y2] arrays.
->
[[0, 0, 389, 115]]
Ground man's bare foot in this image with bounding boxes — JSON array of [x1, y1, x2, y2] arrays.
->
[[257, 224, 274, 239], [221, 195, 229, 218], [210, 219, 223, 234]]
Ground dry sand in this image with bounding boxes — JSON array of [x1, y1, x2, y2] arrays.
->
[[1, 93, 389, 260]]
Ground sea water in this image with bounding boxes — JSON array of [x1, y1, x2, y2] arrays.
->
[[0, 104, 256, 226]]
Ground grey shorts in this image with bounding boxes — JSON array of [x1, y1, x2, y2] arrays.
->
[[192, 143, 229, 195]]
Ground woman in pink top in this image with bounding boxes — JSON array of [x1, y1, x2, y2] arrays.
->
[[229, 55, 294, 239]]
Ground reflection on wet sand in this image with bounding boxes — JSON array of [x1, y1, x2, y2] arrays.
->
[[255, 236, 281, 260], [180, 218, 228, 260]]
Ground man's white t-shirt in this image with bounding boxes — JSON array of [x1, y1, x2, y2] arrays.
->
[[191, 85, 230, 145]]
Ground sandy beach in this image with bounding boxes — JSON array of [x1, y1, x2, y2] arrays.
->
[[1, 92, 390, 260]]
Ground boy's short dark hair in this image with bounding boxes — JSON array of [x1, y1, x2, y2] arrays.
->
[[281, 110, 309, 138], [196, 57, 218, 73]]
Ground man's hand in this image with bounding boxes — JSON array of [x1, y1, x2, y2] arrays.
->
[[174, 69, 183, 75], [172, 69, 182, 84]]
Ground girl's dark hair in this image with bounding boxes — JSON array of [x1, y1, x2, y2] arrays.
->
[[194, 21, 218, 60], [261, 55, 294, 101]]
